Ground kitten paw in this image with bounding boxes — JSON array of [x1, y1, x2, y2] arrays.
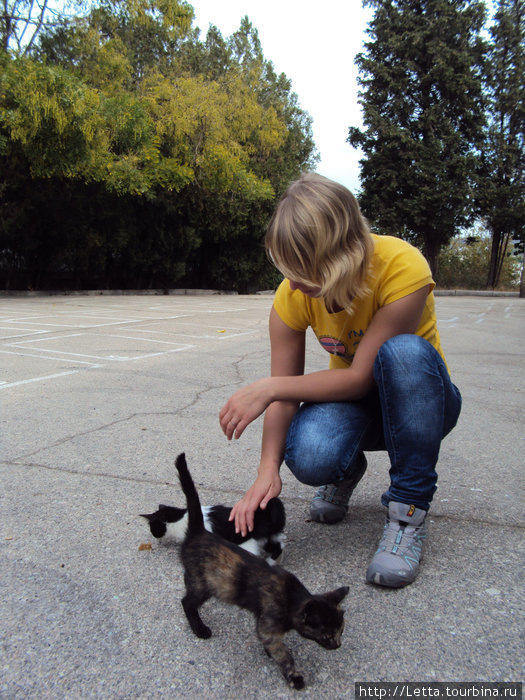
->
[[288, 672, 305, 690], [195, 624, 212, 639]]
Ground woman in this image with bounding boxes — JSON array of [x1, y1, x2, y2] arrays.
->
[[219, 173, 461, 588]]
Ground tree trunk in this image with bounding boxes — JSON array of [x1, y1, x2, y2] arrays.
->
[[423, 237, 440, 281], [487, 232, 500, 288], [486, 230, 510, 289]]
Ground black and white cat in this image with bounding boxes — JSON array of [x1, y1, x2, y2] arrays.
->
[[141, 497, 286, 563]]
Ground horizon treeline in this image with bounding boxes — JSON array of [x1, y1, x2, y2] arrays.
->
[[1, 0, 523, 292]]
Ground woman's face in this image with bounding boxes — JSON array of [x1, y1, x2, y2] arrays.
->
[[288, 279, 322, 297]]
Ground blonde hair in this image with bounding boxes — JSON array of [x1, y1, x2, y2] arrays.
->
[[265, 173, 374, 313]]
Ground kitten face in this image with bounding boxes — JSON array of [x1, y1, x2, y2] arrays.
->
[[141, 508, 214, 544], [293, 589, 348, 650], [300, 607, 345, 649], [140, 505, 186, 542]]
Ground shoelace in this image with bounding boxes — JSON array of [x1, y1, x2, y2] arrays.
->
[[314, 483, 355, 505], [379, 520, 426, 555]]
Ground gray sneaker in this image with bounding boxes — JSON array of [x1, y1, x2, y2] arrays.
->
[[310, 454, 367, 524], [366, 501, 427, 588]]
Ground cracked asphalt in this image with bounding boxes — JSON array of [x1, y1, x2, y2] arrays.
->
[[1, 293, 523, 699]]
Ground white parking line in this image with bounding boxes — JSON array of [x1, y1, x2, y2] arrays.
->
[[438, 316, 459, 327], [1, 314, 193, 329], [0, 327, 49, 340], [6, 333, 195, 362], [8, 332, 86, 345], [0, 349, 104, 390], [0, 370, 82, 389], [0, 298, 269, 389], [0, 349, 100, 365]]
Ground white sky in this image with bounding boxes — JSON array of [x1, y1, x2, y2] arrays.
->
[[190, 1, 373, 193]]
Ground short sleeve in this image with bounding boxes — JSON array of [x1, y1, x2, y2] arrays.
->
[[273, 280, 311, 331], [376, 239, 435, 307]]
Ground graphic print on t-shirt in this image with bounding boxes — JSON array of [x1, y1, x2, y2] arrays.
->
[[318, 328, 365, 364], [319, 335, 346, 357], [318, 336, 349, 358]]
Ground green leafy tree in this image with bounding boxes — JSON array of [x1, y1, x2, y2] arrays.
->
[[35, 0, 195, 89], [477, 0, 525, 291], [1, 2, 317, 291], [348, 0, 487, 275], [169, 17, 318, 290], [0, 56, 193, 192]]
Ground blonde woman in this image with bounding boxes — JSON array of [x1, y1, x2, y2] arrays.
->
[[219, 173, 461, 588]]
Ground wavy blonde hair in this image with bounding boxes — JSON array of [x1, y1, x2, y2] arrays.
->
[[265, 173, 374, 313]]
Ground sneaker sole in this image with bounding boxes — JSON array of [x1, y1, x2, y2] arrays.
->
[[309, 507, 347, 524], [366, 565, 418, 588]]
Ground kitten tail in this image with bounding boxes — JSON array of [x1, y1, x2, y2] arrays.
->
[[175, 453, 205, 535]]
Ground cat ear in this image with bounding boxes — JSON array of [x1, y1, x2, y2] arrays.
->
[[140, 513, 154, 521], [323, 586, 349, 606]]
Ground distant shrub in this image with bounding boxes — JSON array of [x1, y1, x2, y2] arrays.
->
[[436, 236, 520, 290]]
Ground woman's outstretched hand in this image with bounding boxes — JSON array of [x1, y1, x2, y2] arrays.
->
[[219, 377, 274, 440], [229, 471, 282, 537]]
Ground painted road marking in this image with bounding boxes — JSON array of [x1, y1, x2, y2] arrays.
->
[[0, 297, 270, 389]]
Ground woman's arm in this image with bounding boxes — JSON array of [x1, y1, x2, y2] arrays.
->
[[220, 308, 305, 439], [221, 285, 430, 436], [266, 284, 430, 404], [223, 308, 305, 535], [221, 285, 429, 535]]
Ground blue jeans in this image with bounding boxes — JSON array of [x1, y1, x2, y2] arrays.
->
[[284, 335, 462, 511]]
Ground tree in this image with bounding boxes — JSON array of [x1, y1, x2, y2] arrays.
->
[[477, 0, 525, 291], [0, 0, 74, 55], [348, 0, 487, 275], [1, 3, 317, 291], [0, 55, 193, 193], [436, 229, 520, 290], [164, 17, 318, 290]]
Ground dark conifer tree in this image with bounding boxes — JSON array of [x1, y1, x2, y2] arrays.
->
[[348, 0, 487, 275], [477, 0, 525, 290]]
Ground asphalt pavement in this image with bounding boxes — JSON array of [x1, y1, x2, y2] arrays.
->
[[1, 292, 523, 699]]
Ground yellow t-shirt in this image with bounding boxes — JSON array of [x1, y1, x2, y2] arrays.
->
[[273, 234, 447, 371]]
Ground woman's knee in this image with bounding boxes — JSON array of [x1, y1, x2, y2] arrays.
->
[[284, 403, 354, 486], [377, 334, 434, 364], [373, 334, 439, 386], [285, 421, 333, 486]]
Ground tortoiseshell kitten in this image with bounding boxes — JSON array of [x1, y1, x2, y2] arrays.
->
[[174, 453, 349, 690]]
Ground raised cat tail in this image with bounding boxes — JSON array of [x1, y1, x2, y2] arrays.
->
[[174, 453, 205, 535]]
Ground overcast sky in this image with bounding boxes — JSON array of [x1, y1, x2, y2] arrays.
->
[[190, 1, 374, 193]]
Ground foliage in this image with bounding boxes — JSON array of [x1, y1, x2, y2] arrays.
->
[[348, 0, 487, 274], [0, 1, 317, 290], [436, 233, 520, 290], [0, 57, 193, 194], [476, 0, 525, 289]]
